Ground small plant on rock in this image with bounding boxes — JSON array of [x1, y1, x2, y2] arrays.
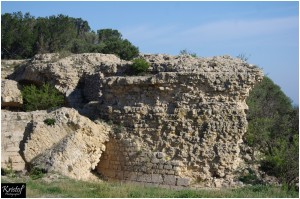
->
[[44, 118, 56, 126], [129, 58, 150, 75], [29, 167, 45, 180]]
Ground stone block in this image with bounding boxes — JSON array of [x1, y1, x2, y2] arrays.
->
[[137, 174, 151, 182], [164, 164, 172, 170], [164, 175, 177, 185], [115, 171, 124, 179], [128, 172, 138, 181], [151, 174, 163, 183], [166, 170, 175, 175], [6, 147, 20, 152], [105, 170, 116, 178], [176, 177, 190, 187]]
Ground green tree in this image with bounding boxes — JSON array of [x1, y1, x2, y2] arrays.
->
[[98, 29, 139, 60], [246, 76, 298, 189], [2, 12, 139, 60], [22, 83, 65, 111]]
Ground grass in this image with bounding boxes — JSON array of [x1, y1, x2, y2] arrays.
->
[[1, 175, 298, 198]]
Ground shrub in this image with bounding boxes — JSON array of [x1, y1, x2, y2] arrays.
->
[[239, 168, 263, 185], [246, 76, 299, 189], [22, 83, 64, 111], [29, 167, 45, 180], [44, 118, 56, 126], [129, 58, 150, 75], [179, 49, 197, 57]]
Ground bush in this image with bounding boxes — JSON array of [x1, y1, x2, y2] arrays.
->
[[29, 167, 45, 180], [129, 58, 150, 75], [246, 76, 299, 189], [239, 169, 263, 185], [179, 49, 197, 57], [22, 83, 64, 111], [44, 118, 56, 126]]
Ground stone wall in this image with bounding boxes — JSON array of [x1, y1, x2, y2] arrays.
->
[[92, 55, 263, 187], [1, 110, 48, 171], [96, 137, 190, 187], [2, 53, 263, 187]]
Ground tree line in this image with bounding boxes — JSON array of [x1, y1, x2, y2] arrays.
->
[[1, 12, 139, 60], [246, 76, 298, 190]]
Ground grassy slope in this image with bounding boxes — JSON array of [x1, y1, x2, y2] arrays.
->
[[1, 175, 298, 198]]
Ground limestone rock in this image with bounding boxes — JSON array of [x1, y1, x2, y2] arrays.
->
[[2, 53, 264, 187], [10, 53, 130, 108], [26, 108, 110, 180], [1, 108, 110, 180], [1, 79, 23, 108]]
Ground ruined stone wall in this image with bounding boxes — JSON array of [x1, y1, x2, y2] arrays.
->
[[1, 110, 48, 171], [92, 55, 263, 187], [2, 53, 263, 187]]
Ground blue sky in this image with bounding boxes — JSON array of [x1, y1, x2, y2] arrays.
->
[[1, 1, 299, 104]]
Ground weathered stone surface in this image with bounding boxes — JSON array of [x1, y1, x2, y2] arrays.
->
[[1, 80, 23, 108], [1, 59, 28, 79], [2, 53, 263, 187], [9, 53, 130, 108], [94, 54, 263, 187], [1, 107, 110, 180], [177, 177, 190, 187]]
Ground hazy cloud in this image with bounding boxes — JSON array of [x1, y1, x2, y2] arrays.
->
[[122, 16, 298, 47]]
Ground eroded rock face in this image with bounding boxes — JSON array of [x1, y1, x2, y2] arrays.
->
[[1, 108, 110, 180], [10, 53, 130, 108], [1, 80, 23, 108], [93, 54, 263, 187], [2, 53, 263, 187]]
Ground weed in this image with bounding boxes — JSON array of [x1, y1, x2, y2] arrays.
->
[[29, 167, 45, 180], [43, 118, 56, 126]]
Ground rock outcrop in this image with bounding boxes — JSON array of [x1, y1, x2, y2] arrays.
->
[[1, 79, 23, 108], [2, 53, 263, 187], [1, 107, 110, 180], [9, 53, 130, 108]]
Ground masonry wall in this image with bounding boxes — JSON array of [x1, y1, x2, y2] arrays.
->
[[96, 138, 190, 187], [94, 68, 263, 187]]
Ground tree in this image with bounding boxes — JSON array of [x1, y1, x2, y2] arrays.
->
[[22, 83, 65, 111], [246, 76, 298, 189], [1, 12, 139, 60], [98, 29, 139, 60]]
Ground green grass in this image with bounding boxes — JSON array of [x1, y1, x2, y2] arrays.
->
[[1, 175, 298, 198]]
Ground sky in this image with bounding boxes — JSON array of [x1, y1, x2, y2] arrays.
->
[[1, 1, 299, 104]]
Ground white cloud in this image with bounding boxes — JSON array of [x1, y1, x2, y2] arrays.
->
[[180, 16, 299, 41], [121, 16, 298, 48]]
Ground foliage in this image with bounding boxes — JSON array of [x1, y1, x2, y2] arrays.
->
[[2, 175, 298, 198], [246, 76, 299, 189], [129, 58, 150, 75], [1, 12, 139, 60], [29, 167, 45, 180], [2, 158, 16, 178], [237, 53, 250, 62], [43, 118, 56, 126], [238, 168, 263, 185], [179, 49, 197, 57], [98, 29, 139, 60], [22, 83, 64, 111]]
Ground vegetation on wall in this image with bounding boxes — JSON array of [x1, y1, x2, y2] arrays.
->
[[22, 83, 65, 111], [129, 58, 150, 75], [1, 12, 139, 60], [246, 76, 299, 189], [179, 49, 197, 57]]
